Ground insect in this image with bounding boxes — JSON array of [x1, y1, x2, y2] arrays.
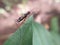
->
[[16, 10, 40, 23], [17, 11, 30, 22]]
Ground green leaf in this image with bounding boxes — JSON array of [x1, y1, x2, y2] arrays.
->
[[50, 17, 59, 34], [4, 16, 55, 45], [50, 17, 60, 45], [33, 22, 54, 45], [4, 16, 33, 45]]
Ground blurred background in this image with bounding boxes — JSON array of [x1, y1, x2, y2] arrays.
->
[[0, 0, 60, 45]]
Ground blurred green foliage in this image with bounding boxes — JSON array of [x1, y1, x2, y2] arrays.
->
[[3, 0, 28, 6]]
